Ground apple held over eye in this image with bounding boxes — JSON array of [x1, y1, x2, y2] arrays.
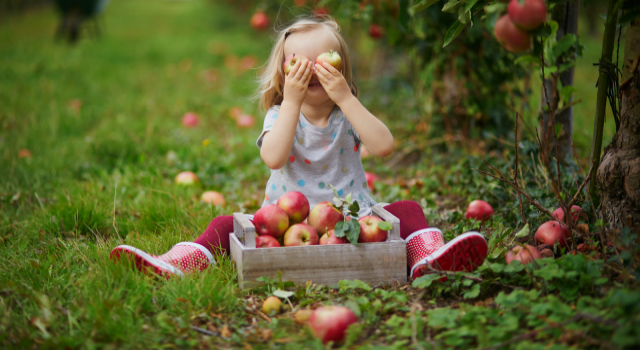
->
[[494, 14, 531, 53], [308, 201, 344, 235], [508, 0, 547, 31], [319, 229, 349, 245], [175, 171, 199, 186], [552, 205, 586, 223], [181, 112, 199, 128], [357, 215, 388, 243], [506, 244, 542, 265], [534, 221, 570, 247], [315, 50, 342, 72], [200, 191, 226, 207], [283, 54, 309, 75], [277, 191, 310, 224], [283, 223, 319, 246], [465, 200, 494, 220], [308, 306, 358, 344], [254, 204, 289, 238], [250, 11, 269, 31], [262, 296, 282, 316], [256, 234, 281, 248]]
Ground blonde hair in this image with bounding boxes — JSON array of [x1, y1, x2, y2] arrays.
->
[[255, 16, 359, 112]]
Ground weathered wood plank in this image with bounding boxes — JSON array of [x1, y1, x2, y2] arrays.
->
[[229, 234, 245, 283], [233, 213, 255, 248], [371, 204, 401, 241]]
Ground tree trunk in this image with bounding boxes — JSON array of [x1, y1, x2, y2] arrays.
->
[[596, 17, 640, 229], [539, 1, 579, 163]]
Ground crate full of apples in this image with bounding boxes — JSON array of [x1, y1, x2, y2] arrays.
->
[[230, 191, 406, 288]]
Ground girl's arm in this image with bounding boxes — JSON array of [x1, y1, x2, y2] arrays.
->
[[260, 59, 313, 169], [314, 62, 394, 157]]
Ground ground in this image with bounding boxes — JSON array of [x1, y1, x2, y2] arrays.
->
[[0, 1, 637, 349]]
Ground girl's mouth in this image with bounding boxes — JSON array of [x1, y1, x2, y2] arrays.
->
[[309, 81, 322, 88]]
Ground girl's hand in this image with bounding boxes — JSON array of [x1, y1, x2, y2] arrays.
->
[[314, 62, 353, 106], [283, 58, 313, 107]]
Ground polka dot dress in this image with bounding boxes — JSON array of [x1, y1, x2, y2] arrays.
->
[[256, 106, 376, 217]]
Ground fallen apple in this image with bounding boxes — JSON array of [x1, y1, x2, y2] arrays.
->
[[181, 112, 199, 128], [319, 229, 349, 245], [369, 24, 384, 39], [276, 191, 310, 224], [250, 11, 269, 31], [358, 215, 388, 243], [308, 201, 344, 235], [365, 172, 378, 191], [308, 305, 358, 344], [315, 50, 342, 72], [505, 244, 542, 265], [508, 0, 547, 31], [236, 114, 256, 128], [254, 204, 290, 238], [294, 309, 313, 325], [313, 7, 329, 17], [175, 171, 199, 186], [200, 191, 226, 207], [283, 54, 309, 75], [552, 205, 586, 223], [534, 221, 570, 247], [18, 149, 32, 158], [494, 14, 531, 53], [229, 106, 243, 119], [283, 223, 319, 246], [262, 296, 282, 316], [256, 235, 281, 248], [465, 200, 494, 220]]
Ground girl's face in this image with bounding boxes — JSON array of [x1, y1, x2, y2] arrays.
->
[[284, 28, 342, 107]]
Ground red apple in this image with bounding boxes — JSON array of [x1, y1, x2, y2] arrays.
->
[[262, 296, 282, 316], [181, 112, 199, 128], [294, 0, 306, 6], [534, 221, 570, 247], [308, 201, 344, 234], [465, 200, 494, 220], [229, 106, 243, 119], [319, 229, 349, 245], [506, 244, 542, 265], [283, 223, 319, 246], [313, 7, 329, 18], [552, 205, 586, 223], [250, 11, 269, 31], [494, 14, 531, 53], [358, 216, 388, 243], [508, 0, 547, 31], [365, 172, 378, 191], [236, 114, 255, 128], [283, 54, 309, 75], [308, 306, 358, 344], [18, 149, 32, 158], [200, 191, 226, 207], [276, 191, 310, 224], [254, 204, 290, 238], [369, 24, 384, 39], [256, 235, 281, 248], [175, 171, 199, 185], [315, 50, 342, 72]]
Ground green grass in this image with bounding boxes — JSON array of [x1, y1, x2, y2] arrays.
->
[[1, 1, 638, 349]]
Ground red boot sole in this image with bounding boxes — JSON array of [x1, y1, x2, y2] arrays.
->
[[110, 245, 183, 278], [411, 232, 488, 280]]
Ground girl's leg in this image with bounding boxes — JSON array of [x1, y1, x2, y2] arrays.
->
[[193, 215, 234, 256]]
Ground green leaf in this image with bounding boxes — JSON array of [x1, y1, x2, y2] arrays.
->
[[545, 65, 558, 74], [552, 34, 577, 58], [378, 221, 393, 231], [345, 192, 353, 204], [514, 55, 542, 66], [348, 201, 360, 216], [411, 0, 441, 14], [443, 20, 467, 48], [345, 220, 360, 245], [463, 284, 481, 299], [489, 247, 504, 259], [560, 85, 578, 104], [273, 290, 294, 299], [442, 0, 461, 13], [514, 224, 530, 238], [339, 279, 372, 291], [464, 0, 479, 12], [484, 2, 506, 13], [334, 221, 346, 237], [412, 273, 441, 288]]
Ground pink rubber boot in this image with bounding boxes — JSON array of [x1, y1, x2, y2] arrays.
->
[[110, 242, 214, 278]]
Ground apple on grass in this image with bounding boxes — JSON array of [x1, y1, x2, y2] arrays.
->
[[357, 215, 388, 243], [236, 114, 255, 128], [309, 306, 358, 344], [283, 54, 309, 75], [175, 171, 199, 186], [508, 0, 547, 31], [200, 191, 225, 207], [315, 51, 342, 72], [369, 24, 384, 39], [319, 229, 349, 245], [465, 200, 494, 220], [552, 205, 586, 224], [494, 14, 531, 53], [294, 309, 313, 325], [277, 191, 310, 224], [256, 235, 280, 248], [506, 245, 542, 265], [262, 296, 282, 316], [308, 201, 344, 235], [535, 221, 570, 247], [254, 204, 289, 239], [250, 12, 269, 31], [181, 112, 199, 128], [283, 223, 319, 246]]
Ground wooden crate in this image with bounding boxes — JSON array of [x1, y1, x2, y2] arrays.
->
[[229, 205, 407, 289]]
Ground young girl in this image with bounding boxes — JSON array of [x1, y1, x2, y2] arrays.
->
[[110, 17, 487, 280]]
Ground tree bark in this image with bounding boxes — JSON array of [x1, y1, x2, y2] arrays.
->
[[539, 0, 579, 163], [596, 17, 640, 229]]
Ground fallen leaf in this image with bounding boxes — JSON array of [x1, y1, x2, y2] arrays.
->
[[259, 328, 272, 341], [273, 337, 294, 343], [221, 325, 231, 338]]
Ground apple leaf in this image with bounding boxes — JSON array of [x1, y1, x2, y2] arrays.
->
[[348, 201, 360, 216], [345, 193, 353, 205], [273, 290, 294, 299], [462, 284, 481, 299], [378, 221, 393, 231], [514, 224, 530, 238], [333, 221, 347, 238], [345, 220, 360, 245], [412, 273, 441, 289]]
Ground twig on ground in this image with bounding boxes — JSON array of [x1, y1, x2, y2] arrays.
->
[[113, 182, 119, 236], [191, 326, 217, 336], [514, 111, 526, 225]]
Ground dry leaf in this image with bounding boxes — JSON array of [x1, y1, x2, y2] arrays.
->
[[221, 325, 231, 338], [259, 328, 272, 341]]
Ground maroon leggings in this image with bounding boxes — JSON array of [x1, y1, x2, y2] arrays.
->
[[194, 200, 428, 255]]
